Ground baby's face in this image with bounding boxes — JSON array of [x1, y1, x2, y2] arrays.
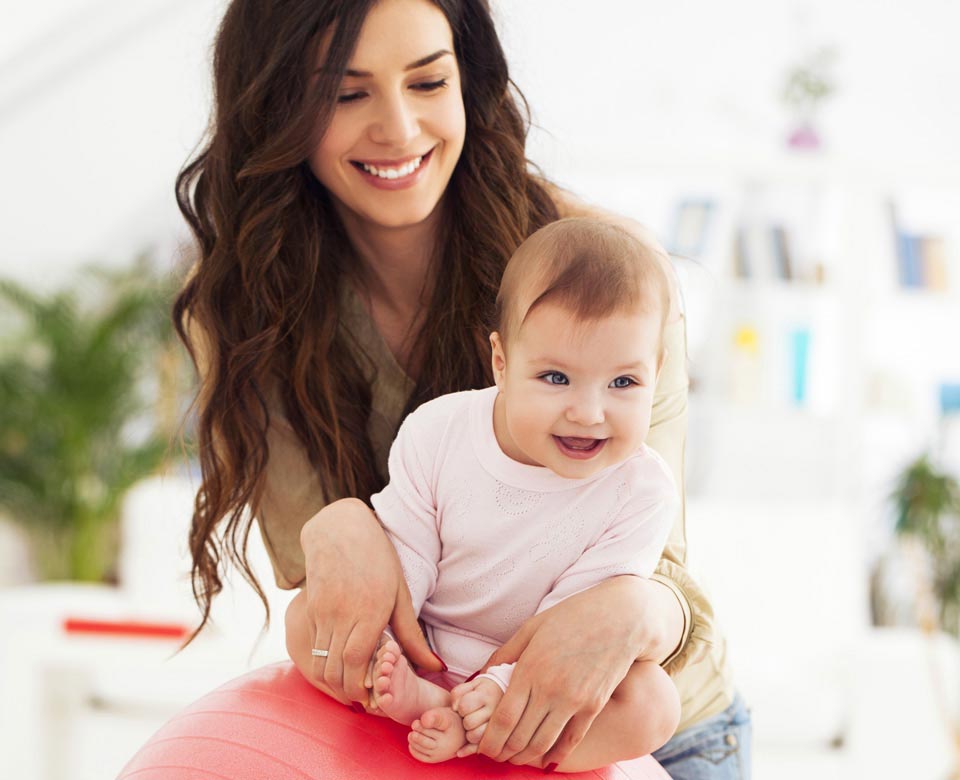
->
[[491, 301, 662, 480]]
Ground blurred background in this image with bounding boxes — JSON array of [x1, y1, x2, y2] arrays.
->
[[2, 1, 959, 778]]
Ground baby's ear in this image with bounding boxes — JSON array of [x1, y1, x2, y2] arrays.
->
[[489, 332, 506, 389]]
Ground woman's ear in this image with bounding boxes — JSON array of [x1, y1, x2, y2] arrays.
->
[[490, 331, 506, 389]]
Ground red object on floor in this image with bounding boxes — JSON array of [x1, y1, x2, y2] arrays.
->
[[62, 618, 189, 640], [118, 661, 671, 779]]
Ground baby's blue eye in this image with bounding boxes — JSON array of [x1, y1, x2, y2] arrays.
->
[[541, 371, 569, 386], [610, 376, 635, 389]]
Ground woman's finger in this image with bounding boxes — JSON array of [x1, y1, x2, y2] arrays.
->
[[494, 699, 552, 764], [477, 681, 536, 761], [390, 579, 442, 672], [340, 620, 384, 705], [540, 711, 597, 770], [320, 625, 351, 696], [509, 708, 581, 767], [310, 624, 334, 686]]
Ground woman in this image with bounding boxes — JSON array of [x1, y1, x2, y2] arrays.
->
[[173, 0, 749, 777]]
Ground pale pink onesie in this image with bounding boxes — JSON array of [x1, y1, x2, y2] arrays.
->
[[370, 386, 677, 688]]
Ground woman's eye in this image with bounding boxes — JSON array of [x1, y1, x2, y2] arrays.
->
[[411, 78, 448, 93], [610, 376, 636, 389], [337, 91, 365, 104], [541, 372, 569, 386]]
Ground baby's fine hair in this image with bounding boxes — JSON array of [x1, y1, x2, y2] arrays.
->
[[495, 217, 670, 343]]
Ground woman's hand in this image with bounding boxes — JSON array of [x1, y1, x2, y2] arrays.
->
[[296, 498, 442, 707], [472, 576, 683, 768]]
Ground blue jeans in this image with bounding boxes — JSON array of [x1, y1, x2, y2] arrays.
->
[[652, 693, 752, 780]]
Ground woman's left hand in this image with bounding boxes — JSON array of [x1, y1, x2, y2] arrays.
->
[[472, 575, 681, 768]]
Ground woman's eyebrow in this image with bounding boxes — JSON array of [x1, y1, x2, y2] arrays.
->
[[344, 49, 453, 78]]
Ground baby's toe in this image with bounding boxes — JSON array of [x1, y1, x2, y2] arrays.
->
[[420, 707, 452, 731], [409, 730, 437, 749]]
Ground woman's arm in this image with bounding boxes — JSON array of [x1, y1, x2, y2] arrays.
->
[[183, 299, 440, 704], [282, 394, 451, 705], [475, 576, 684, 767], [293, 498, 442, 707]]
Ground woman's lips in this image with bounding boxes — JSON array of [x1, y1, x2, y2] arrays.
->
[[350, 147, 434, 190], [553, 436, 607, 460]]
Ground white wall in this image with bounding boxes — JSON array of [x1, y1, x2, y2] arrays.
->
[[2, 1, 959, 288], [496, 0, 960, 177], [0, 0, 225, 288]]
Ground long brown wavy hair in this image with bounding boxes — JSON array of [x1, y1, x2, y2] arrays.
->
[[174, 0, 560, 634]]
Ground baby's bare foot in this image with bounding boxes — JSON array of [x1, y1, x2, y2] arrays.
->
[[408, 706, 467, 764], [372, 640, 448, 726]]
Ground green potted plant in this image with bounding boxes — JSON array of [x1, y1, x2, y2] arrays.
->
[[893, 454, 960, 635], [781, 46, 837, 150], [0, 257, 182, 582], [891, 453, 960, 778]]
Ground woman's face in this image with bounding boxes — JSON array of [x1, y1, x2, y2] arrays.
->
[[309, 0, 466, 233]]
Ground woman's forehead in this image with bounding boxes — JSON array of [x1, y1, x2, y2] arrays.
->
[[315, 0, 455, 73]]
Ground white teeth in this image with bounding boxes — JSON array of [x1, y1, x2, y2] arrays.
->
[[360, 156, 423, 179]]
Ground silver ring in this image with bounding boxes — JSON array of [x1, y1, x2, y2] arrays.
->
[[311, 648, 330, 658]]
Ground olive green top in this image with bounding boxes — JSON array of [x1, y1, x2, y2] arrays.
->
[[257, 283, 735, 732]]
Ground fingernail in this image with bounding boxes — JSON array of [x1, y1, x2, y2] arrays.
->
[[432, 652, 449, 672], [544, 763, 558, 774], [351, 701, 365, 714]]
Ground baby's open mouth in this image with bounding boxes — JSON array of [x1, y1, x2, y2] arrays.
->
[[553, 436, 608, 460], [557, 437, 603, 451]]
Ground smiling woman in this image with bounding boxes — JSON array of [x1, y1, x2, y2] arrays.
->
[[172, 0, 745, 777], [308, 0, 466, 231]]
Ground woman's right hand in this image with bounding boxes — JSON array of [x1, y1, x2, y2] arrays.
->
[[291, 497, 442, 707]]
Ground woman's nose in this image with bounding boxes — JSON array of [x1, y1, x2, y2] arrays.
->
[[369, 93, 418, 147]]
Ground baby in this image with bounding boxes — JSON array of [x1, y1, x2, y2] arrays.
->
[[363, 217, 682, 771]]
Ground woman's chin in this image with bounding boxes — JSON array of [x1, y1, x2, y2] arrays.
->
[[353, 202, 443, 232]]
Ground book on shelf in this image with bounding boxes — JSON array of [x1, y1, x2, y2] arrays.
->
[[894, 232, 949, 290], [669, 198, 716, 259], [732, 222, 795, 282], [889, 202, 951, 291], [922, 236, 949, 291]]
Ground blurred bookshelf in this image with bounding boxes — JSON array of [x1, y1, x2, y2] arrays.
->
[[559, 151, 960, 509]]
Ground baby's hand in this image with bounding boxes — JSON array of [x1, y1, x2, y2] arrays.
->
[[450, 678, 504, 755]]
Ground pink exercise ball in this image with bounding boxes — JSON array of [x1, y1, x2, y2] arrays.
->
[[118, 662, 671, 779]]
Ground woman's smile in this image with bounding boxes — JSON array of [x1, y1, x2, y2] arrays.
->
[[349, 147, 435, 189]]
